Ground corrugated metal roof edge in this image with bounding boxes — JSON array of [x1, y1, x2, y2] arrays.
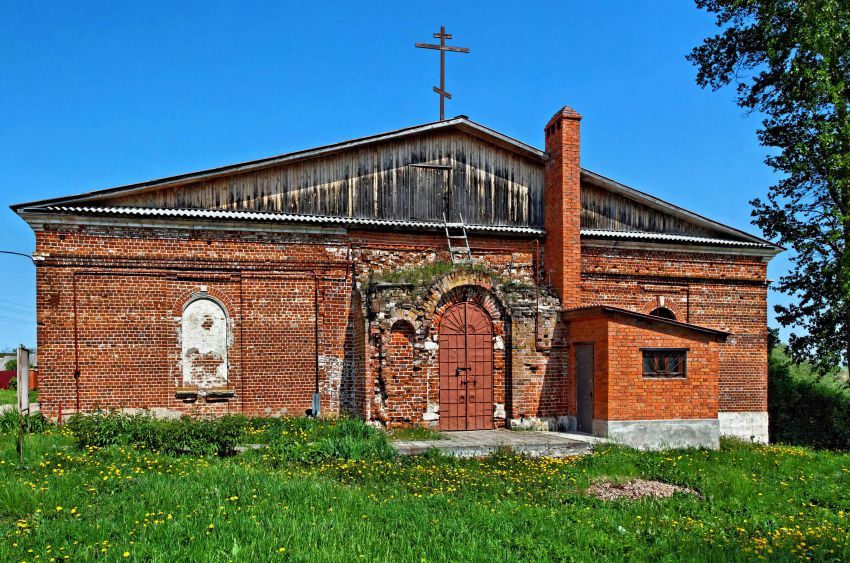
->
[[33, 205, 547, 235], [580, 229, 775, 248], [23, 206, 779, 247]]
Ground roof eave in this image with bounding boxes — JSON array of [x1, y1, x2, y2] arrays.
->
[[19, 205, 547, 236], [563, 305, 730, 339], [580, 229, 783, 257]]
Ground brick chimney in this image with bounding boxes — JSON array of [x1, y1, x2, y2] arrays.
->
[[543, 106, 582, 309]]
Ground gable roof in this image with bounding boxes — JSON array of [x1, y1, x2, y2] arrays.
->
[[10, 117, 546, 211], [10, 117, 782, 252], [580, 170, 780, 249]]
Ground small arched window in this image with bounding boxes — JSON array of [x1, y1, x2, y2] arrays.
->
[[181, 297, 228, 388], [649, 307, 677, 321]]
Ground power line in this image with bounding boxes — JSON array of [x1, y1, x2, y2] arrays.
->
[[0, 305, 35, 315], [0, 318, 36, 326], [0, 251, 35, 265], [0, 253, 37, 328], [0, 298, 35, 311]]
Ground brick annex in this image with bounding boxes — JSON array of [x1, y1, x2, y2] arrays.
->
[[13, 106, 782, 449]]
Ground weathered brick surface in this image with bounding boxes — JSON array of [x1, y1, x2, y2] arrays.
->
[[35, 225, 352, 419], [366, 269, 558, 428], [31, 220, 768, 427], [33, 223, 567, 428]]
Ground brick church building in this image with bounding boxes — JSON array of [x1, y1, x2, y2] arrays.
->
[[13, 106, 781, 449]]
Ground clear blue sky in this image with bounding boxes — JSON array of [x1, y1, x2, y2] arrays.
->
[[0, 0, 792, 351]]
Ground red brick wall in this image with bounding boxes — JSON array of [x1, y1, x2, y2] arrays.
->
[[580, 245, 768, 413], [381, 321, 419, 426], [566, 317, 609, 420], [607, 316, 719, 420], [544, 107, 582, 308], [34, 223, 553, 425], [31, 217, 768, 426], [568, 313, 720, 422], [34, 224, 352, 419]]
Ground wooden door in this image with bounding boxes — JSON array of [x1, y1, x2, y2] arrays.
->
[[575, 344, 594, 433], [438, 302, 493, 430]]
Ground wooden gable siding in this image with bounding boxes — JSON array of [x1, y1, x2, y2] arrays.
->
[[107, 132, 544, 228], [580, 183, 723, 237]]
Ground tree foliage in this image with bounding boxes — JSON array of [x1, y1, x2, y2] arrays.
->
[[688, 0, 850, 372]]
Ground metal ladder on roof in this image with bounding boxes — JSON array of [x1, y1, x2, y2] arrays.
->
[[443, 213, 473, 265]]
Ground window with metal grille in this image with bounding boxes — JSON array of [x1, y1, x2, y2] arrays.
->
[[641, 348, 687, 378]]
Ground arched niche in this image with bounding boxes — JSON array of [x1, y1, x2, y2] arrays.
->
[[181, 297, 228, 388]]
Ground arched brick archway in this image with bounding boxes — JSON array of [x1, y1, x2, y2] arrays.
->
[[369, 272, 512, 429], [438, 301, 494, 430]]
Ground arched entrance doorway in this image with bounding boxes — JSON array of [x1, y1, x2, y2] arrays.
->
[[439, 302, 494, 430]]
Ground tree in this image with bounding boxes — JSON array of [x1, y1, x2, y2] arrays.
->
[[3, 357, 15, 371], [688, 0, 850, 373]]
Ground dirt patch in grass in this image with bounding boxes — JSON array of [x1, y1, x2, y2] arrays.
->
[[587, 479, 699, 501]]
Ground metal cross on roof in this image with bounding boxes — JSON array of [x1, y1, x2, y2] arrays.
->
[[415, 26, 470, 121]]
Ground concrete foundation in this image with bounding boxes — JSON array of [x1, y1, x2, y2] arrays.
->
[[509, 415, 574, 432], [718, 411, 769, 443], [593, 418, 720, 450]]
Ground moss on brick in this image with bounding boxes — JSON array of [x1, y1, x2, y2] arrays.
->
[[369, 260, 533, 293]]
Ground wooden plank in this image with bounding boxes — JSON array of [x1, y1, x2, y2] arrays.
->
[[106, 131, 545, 229]]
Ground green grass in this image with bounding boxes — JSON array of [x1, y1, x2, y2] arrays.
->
[[370, 260, 487, 287], [0, 389, 36, 405], [1, 425, 849, 562], [387, 426, 445, 441], [369, 260, 535, 297]]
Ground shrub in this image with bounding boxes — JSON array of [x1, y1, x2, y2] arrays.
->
[[67, 411, 248, 456], [0, 409, 51, 434], [65, 412, 395, 460], [769, 346, 850, 449]]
